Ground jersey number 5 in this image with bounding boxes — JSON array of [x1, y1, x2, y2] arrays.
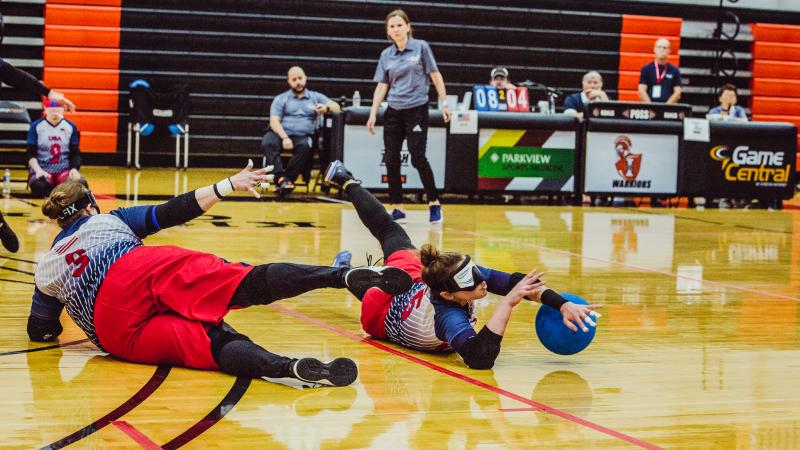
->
[[65, 249, 89, 277]]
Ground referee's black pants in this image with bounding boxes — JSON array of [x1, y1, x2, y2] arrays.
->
[[382, 104, 439, 204]]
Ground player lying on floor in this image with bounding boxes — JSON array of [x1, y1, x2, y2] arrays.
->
[[27, 160, 412, 387], [324, 160, 600, 369]]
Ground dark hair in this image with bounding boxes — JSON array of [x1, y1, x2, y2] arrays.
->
[[42, 180, 89, 228], [385, 9, 413, 39], [419, 244, 463, 292], [718, 83, 737, 96]]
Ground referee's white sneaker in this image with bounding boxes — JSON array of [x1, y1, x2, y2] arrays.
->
[[290, 357, 358, 387]]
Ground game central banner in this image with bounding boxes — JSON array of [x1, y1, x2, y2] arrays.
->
[[477, 129, 575, 192]]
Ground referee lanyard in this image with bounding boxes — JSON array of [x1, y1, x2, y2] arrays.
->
[[654, 62, 667, 84]]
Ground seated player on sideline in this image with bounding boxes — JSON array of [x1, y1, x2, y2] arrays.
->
[[27, 100, 83, 198], [324, 160, 600, 369], [27, 160, 412, 387]]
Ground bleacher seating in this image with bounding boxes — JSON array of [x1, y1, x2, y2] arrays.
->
[[12, 0, 794, 167]]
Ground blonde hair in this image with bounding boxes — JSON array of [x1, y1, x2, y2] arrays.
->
[[385, 9, 413, 39], [419, 244, 462, 291], [42, 180, 90, 228]]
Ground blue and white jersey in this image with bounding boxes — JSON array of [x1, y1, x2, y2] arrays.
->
[[33, 206, 157, 349], [27, 118, 79, 173], [384, 281, 477, 352], [384, 281, 446, 351]]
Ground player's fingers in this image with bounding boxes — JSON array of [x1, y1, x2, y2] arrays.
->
[[562, 318, 578, 332], [247, 186, 260, 198]]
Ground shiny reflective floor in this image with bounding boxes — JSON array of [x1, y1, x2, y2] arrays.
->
[[1, 167, 799, 449]]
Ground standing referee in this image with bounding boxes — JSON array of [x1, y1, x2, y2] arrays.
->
[[366, 9, 451, 224]]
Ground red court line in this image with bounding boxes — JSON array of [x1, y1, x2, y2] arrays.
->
[[111, 421, 162, 450], [453, 229, 800, 303], [270, 304, 663, 450]]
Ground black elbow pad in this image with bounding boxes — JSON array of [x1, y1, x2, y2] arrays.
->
[[458, 326, 502, 370], [27, 315, 63, 342]]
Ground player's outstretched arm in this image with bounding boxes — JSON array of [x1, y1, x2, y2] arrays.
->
[[148, 160, 272, 231]]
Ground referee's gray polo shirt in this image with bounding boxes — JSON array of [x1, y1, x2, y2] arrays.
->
[[373, 38, 439, 110], [269, 89, 331, 136]]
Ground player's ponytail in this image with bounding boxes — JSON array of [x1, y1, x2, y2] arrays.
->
[[420, 244, 462, 293], [42, 181, 87, 228]]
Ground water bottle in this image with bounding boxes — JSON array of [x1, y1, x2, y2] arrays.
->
[[352, 90, 361, 108], [2, 169, 11, 197]]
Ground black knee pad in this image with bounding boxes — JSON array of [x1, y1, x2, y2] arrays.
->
[[207, 321, 252, 364]]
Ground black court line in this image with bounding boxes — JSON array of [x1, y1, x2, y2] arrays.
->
[[161, 376, 252, 449], [0, 265, 35, 276], [0, 255, 38, 265], [41, 365, 172, 450], [0, 339, 89, 357], [0, 278, 35, 285]]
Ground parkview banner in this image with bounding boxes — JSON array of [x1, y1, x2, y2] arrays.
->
[[477, 129, 575, 192]]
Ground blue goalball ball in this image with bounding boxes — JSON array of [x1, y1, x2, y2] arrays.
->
[[535, 293, 597, 355]]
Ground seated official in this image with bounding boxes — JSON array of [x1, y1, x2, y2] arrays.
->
[[262, 66, 340, 195], [27, 100, 83, 198], [563, 71, 609, 119], [489, 66, 516, 90], [707, 84, 748, 122]]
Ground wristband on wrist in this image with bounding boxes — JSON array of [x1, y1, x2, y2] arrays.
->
[[214, 178, 234, 198], [540, 289, 568, 311]]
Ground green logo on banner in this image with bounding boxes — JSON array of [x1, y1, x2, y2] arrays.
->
[[479, 147, 574, 179]]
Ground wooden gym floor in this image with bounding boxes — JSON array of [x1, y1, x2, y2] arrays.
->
[[1, 166, 799, 449]]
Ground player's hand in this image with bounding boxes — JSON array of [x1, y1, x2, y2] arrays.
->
[[68, 169, 81, 181], [560, 302, 602, 333], [281, 137, 294, 150], [315, 103, 329, 114], [366, 113, 377, 135], [48, 90, 76, 113], [229, 159, 274, 198], [441, 105, 452, 123], [34, 169, 49, 180], [505, 268, 546, 307]]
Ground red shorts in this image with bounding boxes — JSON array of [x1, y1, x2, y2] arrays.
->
[[29, 169, 70, 186], [361, 249, 421, 338], [94, 245, 253, 370]]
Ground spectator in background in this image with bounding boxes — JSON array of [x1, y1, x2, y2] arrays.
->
[[489, 67, 516, 90], [563, 71, 609, 119], [28, 100, 83, 198], [638, 38, 682, 104], [0, 57, 76, 253], [707, 84, 748, 122], [262, 66, 340, 196]]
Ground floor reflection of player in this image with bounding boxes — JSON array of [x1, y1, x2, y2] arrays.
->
[[24, 347, 140, 446], [324, 347, 529, 449]]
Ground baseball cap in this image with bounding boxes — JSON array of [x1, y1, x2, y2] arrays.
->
[[491, 67, 509, 78]]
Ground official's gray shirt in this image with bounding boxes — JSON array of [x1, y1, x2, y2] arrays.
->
[[269, 89, 331, 136], [373, 38, 439, 110]]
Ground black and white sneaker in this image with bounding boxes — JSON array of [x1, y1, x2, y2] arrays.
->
[[323, 160, 359, 188], [345, 266, 412, 296], [290, 357, 358, 387], [0, 212, 19, 253]]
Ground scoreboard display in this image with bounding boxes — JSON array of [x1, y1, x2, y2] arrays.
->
[[473, 85, 530, 112]]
